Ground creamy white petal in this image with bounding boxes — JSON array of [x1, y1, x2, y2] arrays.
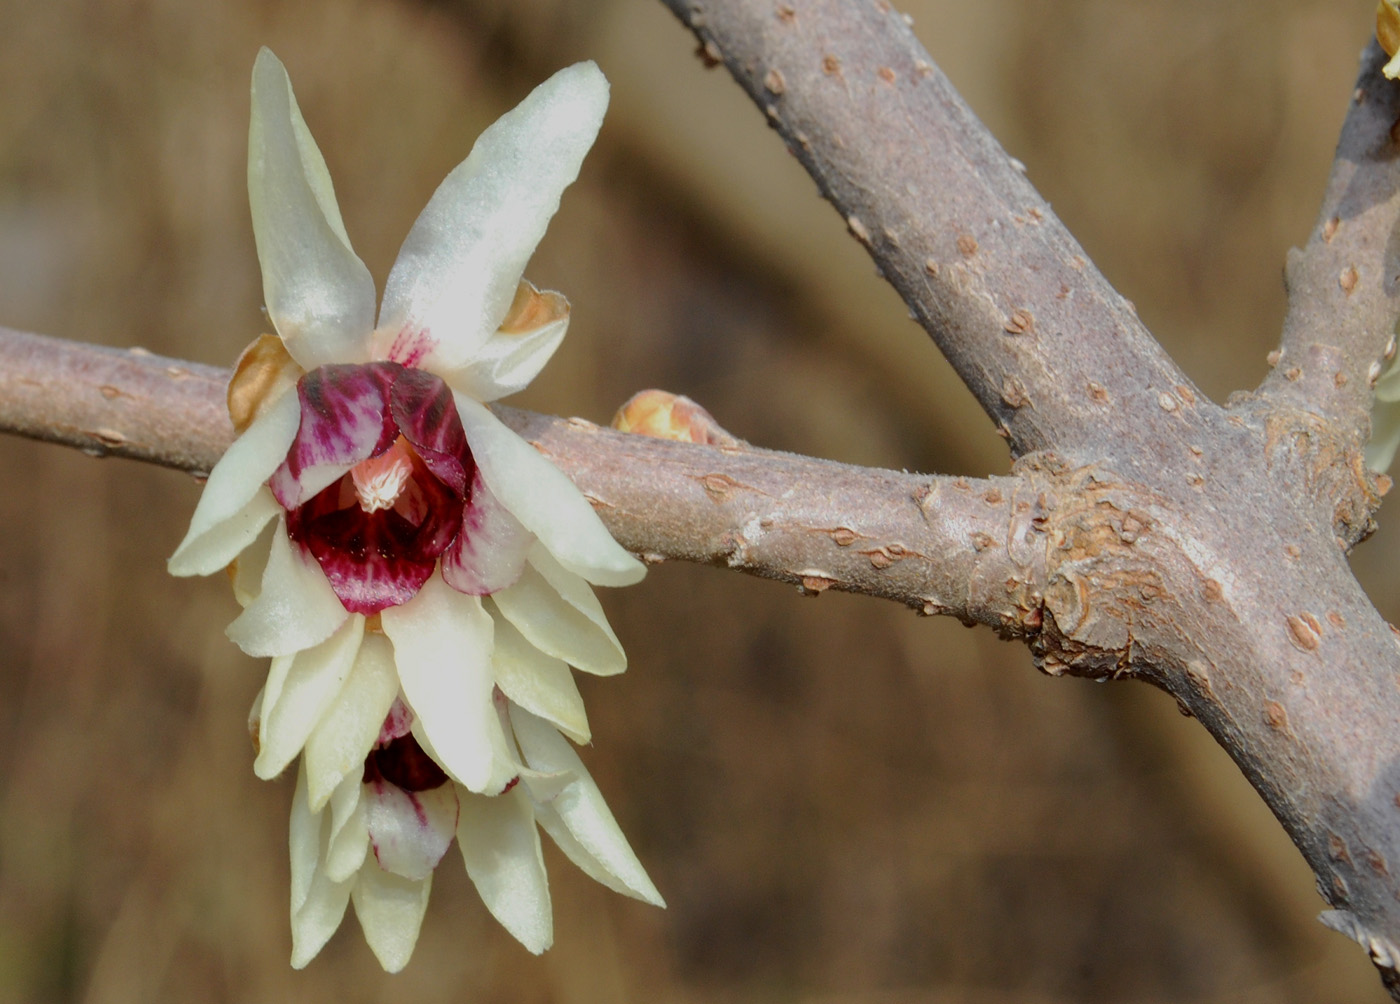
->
[[533, 801, 632, 899], [365, 780, 459, 881], [227, 518, 349, 658], [492, 552, 625, 677], [512, 707, 663, 906], [289, 761, 354, 968], [255, 614, 365, 779], [376, 63, 608, 371], [171, 487, 280, 580], [453, 393, 644, 587], [249, 48, 376, 370], [289, 761, 319, 916], [490, 605, 589, 743], [169, 390, 300, 576], [231, 518, 277, 608], [517, 765, 575, 805], [304, 633, 400, 811], [443, 313, 569, 403], [325, 772, 370, 883], [380, 575, 516, 794], [351, 865, 432, 974], [457, 783, 553, 953]]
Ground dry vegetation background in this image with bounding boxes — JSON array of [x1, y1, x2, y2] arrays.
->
[[0, 1, 1394, 1001]]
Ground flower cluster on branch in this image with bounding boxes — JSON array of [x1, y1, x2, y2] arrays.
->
[[167, 49, 660, 971]]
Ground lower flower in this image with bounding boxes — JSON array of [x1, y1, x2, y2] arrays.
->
[[284, 695, 662, 971]]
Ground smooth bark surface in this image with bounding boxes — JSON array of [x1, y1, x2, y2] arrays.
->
[[2, 1, 1400, 996]]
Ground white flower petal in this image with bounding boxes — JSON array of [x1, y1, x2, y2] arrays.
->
[[227, 517, 349, 658], [255, 614, 365, 780], [351, 865, 432, 974], [533, 801, 633, 899], [304, 633, 399, 811], [380, 576, 516, 794], [249, 48, 376, 370], [453, 393, 644, 587], [168, 390, 300, 576], [289, 761, 354, 968], [443, 313, 569, 403], [376, 62, 608, 371], [231, 518, 277, 608], [518, 765, 575, 805], [365, 779, 459, 881], [457, 783, 553, 953], [492, 550, 626, 677], [511, 707, 663, 907], [325, 772, 370, 883], [440, 469, 534, 596], [289, 761, 320, 915], [490, 605, 589, 743], [171, 487, 281, 580]]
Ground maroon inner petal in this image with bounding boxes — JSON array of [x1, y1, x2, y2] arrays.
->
[[286, 455, 465, 615], [270, 362, 402, 508], [389, 367, 472, 496], [365, 732, 449, 792]]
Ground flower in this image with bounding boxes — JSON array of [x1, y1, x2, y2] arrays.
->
[[168, 48, 659, 970]]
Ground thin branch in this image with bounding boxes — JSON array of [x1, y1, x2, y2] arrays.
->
[[1261, 40, 1400, 442], [659, 0, 1208, 478], [0, 325, 1040, 630], [0, 327, 233, 474]]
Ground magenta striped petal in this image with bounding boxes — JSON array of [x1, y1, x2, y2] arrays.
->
[[275, 362, 479, 615], [389, 366, 471, 496], [441, 469, 532, 596], [271, 363, 400, 509], [363, 770, 459, 882]]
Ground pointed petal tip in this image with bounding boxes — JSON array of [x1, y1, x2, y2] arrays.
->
[[251, 47, 289, 94], [635, 878, 666, 909], [556, 60, 610, 104]]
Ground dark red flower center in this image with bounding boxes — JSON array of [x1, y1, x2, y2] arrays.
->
[[364, 731, 449, 792], [278, 362, 475, 615]]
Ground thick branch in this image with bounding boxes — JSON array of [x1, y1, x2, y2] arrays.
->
[[1263, 41, 1400, 440], [0, 326, 1040, 630], [654, 5, 1400, 994], [660, 0, 1207, 477]]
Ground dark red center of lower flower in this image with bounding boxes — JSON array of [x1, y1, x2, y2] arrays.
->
[[280, 362, 475, 615], [365, 732, 449, 792]]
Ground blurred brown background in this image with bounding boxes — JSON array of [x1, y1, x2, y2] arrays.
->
[[0, 1, 1393, 1001]]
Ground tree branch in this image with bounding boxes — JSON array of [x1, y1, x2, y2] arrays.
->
[[655, 3, 1400, 995], [1261, 40, 1400, 443], [0, 325, 1043, 632], [659, 0, 1211, 478]]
